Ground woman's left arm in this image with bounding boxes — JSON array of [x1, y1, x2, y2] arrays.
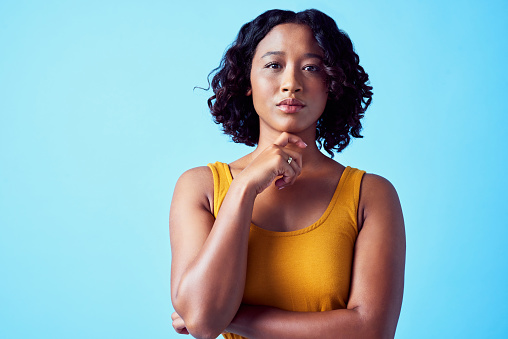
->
[[226, 174, 406, 339]]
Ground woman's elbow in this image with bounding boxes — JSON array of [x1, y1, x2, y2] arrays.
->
[[182, 315, 225, 339], [172, 300, 227, 339], [172, 283, 238, 338]]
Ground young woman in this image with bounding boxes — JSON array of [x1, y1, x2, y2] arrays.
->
[[170, 9, 405, 339]]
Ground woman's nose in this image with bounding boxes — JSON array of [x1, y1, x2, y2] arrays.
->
[[280, 68, 302, 93]]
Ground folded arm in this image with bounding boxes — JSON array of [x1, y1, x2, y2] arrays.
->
[[170, 166, 256, 339]]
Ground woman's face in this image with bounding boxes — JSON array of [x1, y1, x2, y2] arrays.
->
[[249, 23, 328, 136]]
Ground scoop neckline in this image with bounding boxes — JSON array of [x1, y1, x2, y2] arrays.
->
[[222, 162, 350, 237]]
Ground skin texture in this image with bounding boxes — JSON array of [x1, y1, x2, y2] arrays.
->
[[169, 23, 405, 339]]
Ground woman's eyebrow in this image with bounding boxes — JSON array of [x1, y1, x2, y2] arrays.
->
[[261, 51, 323, 60], [261, 51, 284, 58]]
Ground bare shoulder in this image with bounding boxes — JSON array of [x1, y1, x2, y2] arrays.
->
[[171, 166, 214, 218], [176, 166, 214, 190], [362, 172, 396, 190], [358, 173, 403, 230], [361, 172, 399, 196]]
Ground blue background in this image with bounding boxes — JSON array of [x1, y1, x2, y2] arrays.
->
[[1, 0, 507, 338]]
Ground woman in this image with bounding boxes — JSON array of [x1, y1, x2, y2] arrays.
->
[[170, 9, 405, 339]]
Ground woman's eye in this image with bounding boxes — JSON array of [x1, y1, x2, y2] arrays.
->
[[303, 65, 321, 72], [265, 62, 281, 69]]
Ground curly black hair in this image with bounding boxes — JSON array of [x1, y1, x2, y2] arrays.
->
[[207, 9, 373, 156]]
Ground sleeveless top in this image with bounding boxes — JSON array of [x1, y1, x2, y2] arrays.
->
[[207, 162, 365, 339]]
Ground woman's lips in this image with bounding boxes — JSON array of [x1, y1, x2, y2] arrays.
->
[[277, 104, 304, 113], [277, 98, 305, 113]]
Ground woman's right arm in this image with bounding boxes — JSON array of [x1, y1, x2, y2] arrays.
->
[[170, 166, 256, 339], [169, 133, 306, 338], [170, 133, 306, 339]]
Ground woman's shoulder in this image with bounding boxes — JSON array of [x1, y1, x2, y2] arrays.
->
[[360, 173, 398, 199], [173, 166, 214, 214], [358, 172, 402, 231], [177, 165, 214, 185]]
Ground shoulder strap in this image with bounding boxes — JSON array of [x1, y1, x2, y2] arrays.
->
[[330, 167, 366, 234], [206, 162, 232, 217], [349, 168, 366, 216]]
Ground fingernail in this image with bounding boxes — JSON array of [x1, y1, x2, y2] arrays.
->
[[278, 186, 285, 190], [303, 142, 308, 147]]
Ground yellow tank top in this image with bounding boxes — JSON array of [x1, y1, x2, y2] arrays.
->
[[207, 162, 365, 339]]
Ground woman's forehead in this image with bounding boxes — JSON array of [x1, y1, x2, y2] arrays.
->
[[254, 23, 323, 57]]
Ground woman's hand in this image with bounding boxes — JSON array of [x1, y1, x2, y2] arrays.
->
[[171, 311, 189, 335], [236, 132, 307, 194]]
